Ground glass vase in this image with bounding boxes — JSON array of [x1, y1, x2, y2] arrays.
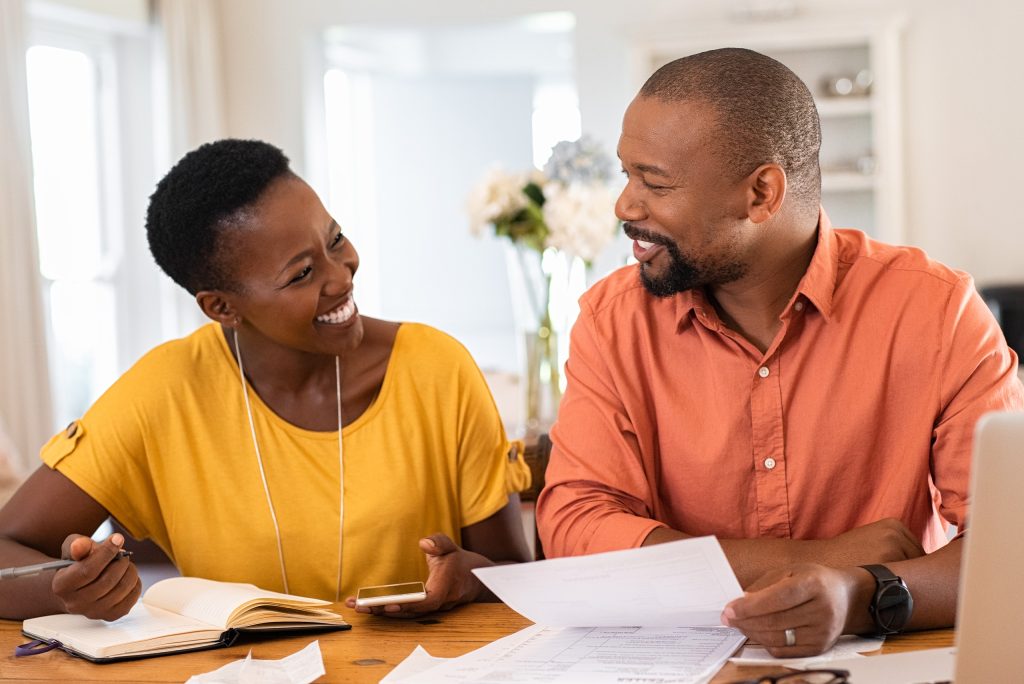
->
[[523, 311, 562, 435], [506, 244, 564, 435]]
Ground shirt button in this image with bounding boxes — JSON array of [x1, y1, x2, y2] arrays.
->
[[794, 301, 805, 312], [758, 366, 770, 378], [764, 457, 777, 470]]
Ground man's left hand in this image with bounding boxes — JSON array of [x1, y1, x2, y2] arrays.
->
[[721, 563, 865, 657]]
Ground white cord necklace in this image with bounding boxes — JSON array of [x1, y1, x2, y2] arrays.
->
[[234, 330, 345, 601]]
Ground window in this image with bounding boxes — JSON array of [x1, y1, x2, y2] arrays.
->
[[26, 39, 120, 428], [25, 6, 159, 431], [531, 81, 581, 169]]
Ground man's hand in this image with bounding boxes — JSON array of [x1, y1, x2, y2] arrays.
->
[[721, 563, 867, 657], [344, 533, 490, 618], [52, 532, 141, 621]]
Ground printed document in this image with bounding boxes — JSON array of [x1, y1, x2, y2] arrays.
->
[[394, 537, 746, 683], [396, 624, 744, 684]]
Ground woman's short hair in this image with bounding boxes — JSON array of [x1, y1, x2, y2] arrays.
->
[[146, 138, 291, 294]]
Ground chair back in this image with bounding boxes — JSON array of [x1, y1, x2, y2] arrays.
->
[[980, 284, 1024, 358], [520, 433, 551, 559]]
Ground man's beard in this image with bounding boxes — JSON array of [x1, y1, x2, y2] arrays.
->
[[626, 223, 746, 298]]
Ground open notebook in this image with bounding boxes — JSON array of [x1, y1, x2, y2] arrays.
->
[[21, 576, 349, 663]]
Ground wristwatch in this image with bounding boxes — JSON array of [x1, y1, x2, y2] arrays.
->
[[860, 564, 914, 635]]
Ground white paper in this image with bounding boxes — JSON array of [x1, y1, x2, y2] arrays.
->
[[729, 634, 884, 667], [382, 631, 534, 683], [397, 623, 746, 684], [380, 646, 446, 683], [472, 537, 743, 627], [186, 640, 326, 684], [822, 647, 956, 683]]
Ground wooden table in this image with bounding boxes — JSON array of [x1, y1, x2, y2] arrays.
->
[[0, 604, 954, 683]]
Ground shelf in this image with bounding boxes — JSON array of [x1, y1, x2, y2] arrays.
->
[[821, 172, 875, 192], [636, 14, 904, 242], [816, 96, 874, 118]]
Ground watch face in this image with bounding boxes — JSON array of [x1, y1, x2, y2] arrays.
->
[[875, 581, 914, 633]]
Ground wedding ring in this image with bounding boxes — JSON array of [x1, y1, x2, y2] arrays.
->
[[784, 628, 797, 647]]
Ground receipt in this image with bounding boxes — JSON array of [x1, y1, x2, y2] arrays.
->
[[185, 640, 326, 684]]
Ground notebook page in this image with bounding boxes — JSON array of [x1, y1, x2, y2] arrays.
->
[[23, 603, 221, 658], [143, 577, 329, 630]]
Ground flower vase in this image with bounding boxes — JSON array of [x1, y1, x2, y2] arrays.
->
[[506, 245, 564, 435], [523, 310, 562, 435]]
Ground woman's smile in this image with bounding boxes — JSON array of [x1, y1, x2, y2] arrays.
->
[[315, 294, 358, 327]]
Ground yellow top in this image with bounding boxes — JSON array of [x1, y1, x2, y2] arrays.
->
[[41, 322, 528, 600]]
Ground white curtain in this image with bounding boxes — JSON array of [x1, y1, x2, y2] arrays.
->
[[153, 0, 228, 335], [0, 0, 55, 473], [155, 0, 226, 155]]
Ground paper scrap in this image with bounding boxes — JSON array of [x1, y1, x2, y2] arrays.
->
[[185, 640, 326, 684], [824, 647, 956, 683], [729, 634, 884, 668], [380, 645, 446, 683]]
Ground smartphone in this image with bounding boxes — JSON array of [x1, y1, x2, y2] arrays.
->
[[355, 581, 427, 608]]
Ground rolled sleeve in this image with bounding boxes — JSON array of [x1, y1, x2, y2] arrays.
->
[[537, 299, 663, 556]]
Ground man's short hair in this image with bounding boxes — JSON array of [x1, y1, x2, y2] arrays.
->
[[146, 139, 292, 295], [640, 47, 821, 208]]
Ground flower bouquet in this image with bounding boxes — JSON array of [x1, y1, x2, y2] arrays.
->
[[466, 136, 619, 431]]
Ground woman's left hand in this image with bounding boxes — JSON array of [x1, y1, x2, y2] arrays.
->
[[721, 563, 865, 657], [344, 533, 490, 617]]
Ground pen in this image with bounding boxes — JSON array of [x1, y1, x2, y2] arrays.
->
[[0, 549, 133, 580]]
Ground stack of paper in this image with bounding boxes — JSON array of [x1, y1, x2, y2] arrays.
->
[[387, 537, 747, 684]]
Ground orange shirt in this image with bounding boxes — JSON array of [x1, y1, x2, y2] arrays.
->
[[537, 211, 1024, 558]]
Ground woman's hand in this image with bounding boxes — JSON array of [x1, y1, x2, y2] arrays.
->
[[721, 563, 868, 658], [344, 533, 491, 618], [52, 532, 141, 621]]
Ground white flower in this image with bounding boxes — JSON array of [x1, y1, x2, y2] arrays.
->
[[465, 167, 533, 236], [544, 136, 614, 185], [466, 137, 619, 261], [541, 182, 619, 262]]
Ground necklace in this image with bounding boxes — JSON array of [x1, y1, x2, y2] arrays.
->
[[233, 330, 345, 601]]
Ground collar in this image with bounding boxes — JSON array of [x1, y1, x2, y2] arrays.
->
[[673, 207, 839, 329], [792, 207, 837, 322]]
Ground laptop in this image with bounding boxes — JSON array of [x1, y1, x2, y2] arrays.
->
[[824, 411, 1023, 682], [954, 410, 1024, 682]]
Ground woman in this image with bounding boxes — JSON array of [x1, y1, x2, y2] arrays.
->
[[0, 139, 532, 621]]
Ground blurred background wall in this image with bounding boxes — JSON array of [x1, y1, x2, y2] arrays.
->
[[2, 0, 1022, 467]]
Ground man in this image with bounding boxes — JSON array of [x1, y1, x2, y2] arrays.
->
[[536, 48, 1024, 657]]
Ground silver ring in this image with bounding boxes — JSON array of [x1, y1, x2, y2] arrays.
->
[[784, 628, 796, 647]]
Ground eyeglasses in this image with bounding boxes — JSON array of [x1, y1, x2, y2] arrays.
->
[[731, 670, 849, 684]]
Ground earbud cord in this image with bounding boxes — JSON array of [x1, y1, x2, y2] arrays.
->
[[234, 330, 344, 600]]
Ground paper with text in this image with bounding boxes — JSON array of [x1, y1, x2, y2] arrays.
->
[[397, 624, 745, 684], [472, 536, 743, 627]]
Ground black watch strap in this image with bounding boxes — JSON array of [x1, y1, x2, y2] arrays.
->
[[860, 564, 914, 635]]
